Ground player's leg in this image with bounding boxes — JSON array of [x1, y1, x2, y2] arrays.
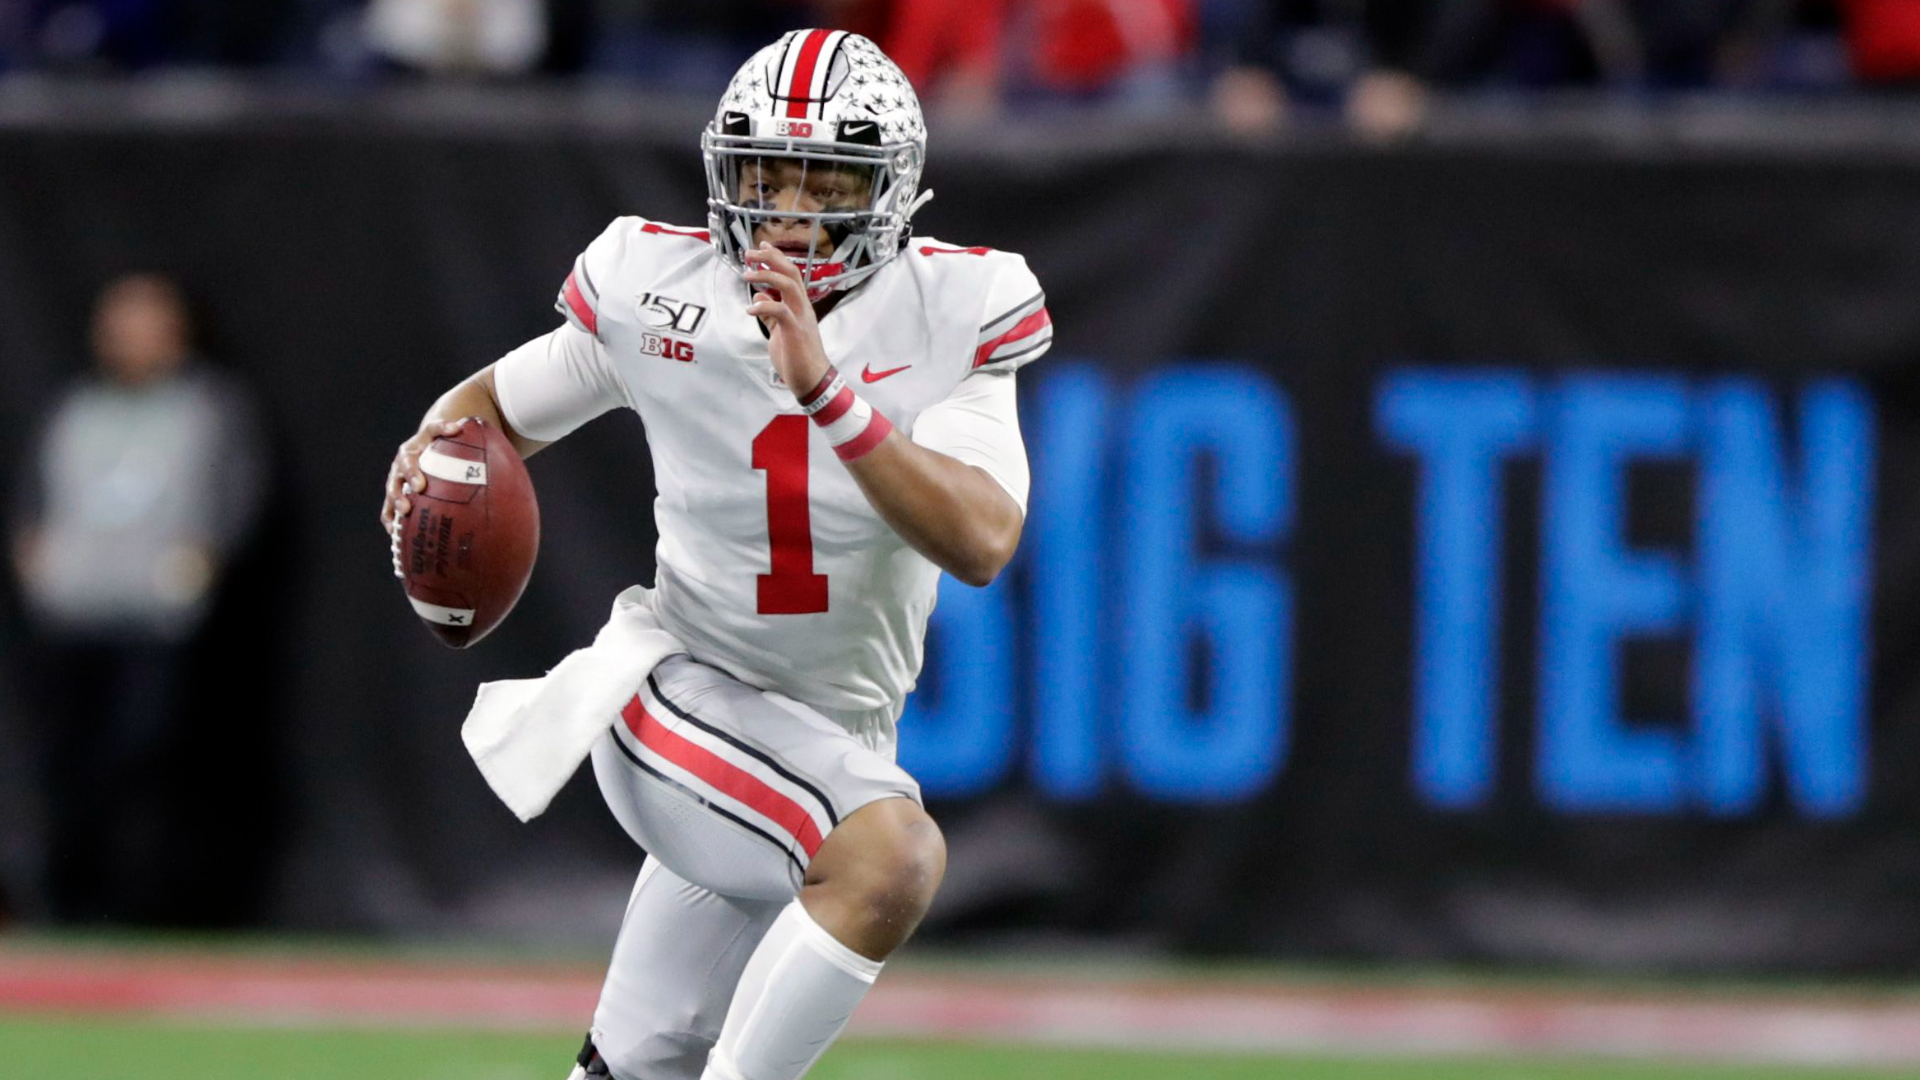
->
[[571, 788, 784, 1079], [592, 654, 939, 1080], [796, 794, 946, 958], [636, 659, 944, 1080], [702, 796, 944, 1080]]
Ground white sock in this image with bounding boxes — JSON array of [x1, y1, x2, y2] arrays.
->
[[700, 900, 884, 1080]]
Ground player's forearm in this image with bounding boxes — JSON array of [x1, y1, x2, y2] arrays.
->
[[422, 366, 547, 459], [843, 434, 1022, 587], [788, 361, 1021, 585]]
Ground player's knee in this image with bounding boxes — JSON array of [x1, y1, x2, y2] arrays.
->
[[812, 798, 946, 931], [868, 805, 946, 920]]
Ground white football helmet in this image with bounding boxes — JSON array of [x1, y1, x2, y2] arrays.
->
[[702, 30, 932, 298]]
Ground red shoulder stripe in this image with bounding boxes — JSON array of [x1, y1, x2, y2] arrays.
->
[[642, 222, 712, 242], [562, 272, 598, 335], [973, 307, 1051, 367]]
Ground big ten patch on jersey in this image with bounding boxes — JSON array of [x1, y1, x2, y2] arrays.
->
[[635, 292, 708, 363]]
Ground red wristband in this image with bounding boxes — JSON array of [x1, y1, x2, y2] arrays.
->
[[832, 409, 893, 461]]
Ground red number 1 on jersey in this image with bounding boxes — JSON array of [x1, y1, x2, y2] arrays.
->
[[752, 415, 829, 614]]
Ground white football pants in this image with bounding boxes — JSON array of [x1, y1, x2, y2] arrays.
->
[[585, 654, 920, 1080]]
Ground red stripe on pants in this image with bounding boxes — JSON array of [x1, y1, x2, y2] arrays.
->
[[622, 695, 825, 858]]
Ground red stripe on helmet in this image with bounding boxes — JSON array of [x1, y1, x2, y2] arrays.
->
[[786, 29, 831, 119]]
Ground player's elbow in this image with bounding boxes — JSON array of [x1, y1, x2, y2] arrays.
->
[[474, 367, 550, 459], [949, 516, 1020, 588], [950, 558, 999, 589]]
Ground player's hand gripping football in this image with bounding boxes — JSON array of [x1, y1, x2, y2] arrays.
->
[[381, 416, 474, 573], [744, 244, 833, 395]]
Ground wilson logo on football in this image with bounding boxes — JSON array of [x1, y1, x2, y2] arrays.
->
[[641, 333, 696, 362]]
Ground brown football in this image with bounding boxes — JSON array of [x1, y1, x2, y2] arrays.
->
[[395, 418, 539, 648]]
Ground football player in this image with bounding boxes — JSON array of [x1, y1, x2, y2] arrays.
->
[[378, 29, 1051, 1080]]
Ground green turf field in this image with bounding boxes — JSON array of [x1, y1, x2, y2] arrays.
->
[[1, 1017, 1909, 1080]]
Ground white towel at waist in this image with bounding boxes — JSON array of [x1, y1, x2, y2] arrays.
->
[[461, 585, 686, 821]]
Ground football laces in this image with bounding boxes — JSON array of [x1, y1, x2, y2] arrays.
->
[[390, 503, 405, 579]]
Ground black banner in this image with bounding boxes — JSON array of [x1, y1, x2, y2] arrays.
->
[[2, 95, 1917, 971]]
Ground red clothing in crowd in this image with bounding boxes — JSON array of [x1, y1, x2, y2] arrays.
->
[[1845, 0, 1920, 82], [882, 0, 1192, 96]]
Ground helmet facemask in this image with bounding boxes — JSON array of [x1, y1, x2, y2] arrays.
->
[[703, 118, 924, 301], [703, 31, 930, 300]]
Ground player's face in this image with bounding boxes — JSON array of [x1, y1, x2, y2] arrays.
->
[[739, 158, 871, 259]]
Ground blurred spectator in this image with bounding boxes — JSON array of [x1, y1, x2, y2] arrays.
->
[[0, 6, 27, 73], [1841, 0, 1920, 86], [872, 0, 1005, 119], [1200, 1, 1435, 138], [0, 0, 1860, 114], [1030, 0, 1194, 100], [14, 0, 302, 71], [10, 273, 269, 923], [872, 0, 1196, 121], [582, 0, 808, 93], [1204, 1, 1836, 139], [364, 0, 548, 76]]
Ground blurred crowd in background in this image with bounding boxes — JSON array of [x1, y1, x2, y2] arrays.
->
[[1, 1, 1919, 137]]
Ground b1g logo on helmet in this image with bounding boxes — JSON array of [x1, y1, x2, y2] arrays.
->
[[775, 119, 814, 138]]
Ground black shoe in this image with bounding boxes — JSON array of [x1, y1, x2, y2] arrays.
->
[[573, 1032, 611, 1077]]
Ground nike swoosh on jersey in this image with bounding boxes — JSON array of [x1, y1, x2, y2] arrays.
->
[[861, 363, 911, 383]]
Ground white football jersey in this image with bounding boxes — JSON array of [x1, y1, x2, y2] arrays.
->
[[494, 217, 1051, 717]]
